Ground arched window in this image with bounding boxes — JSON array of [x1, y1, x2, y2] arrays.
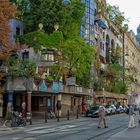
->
[[111, 39, 115, 53], [106, 34, 110, 63]]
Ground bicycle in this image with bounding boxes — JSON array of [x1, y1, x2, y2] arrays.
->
[[48, 110, 56, 119]]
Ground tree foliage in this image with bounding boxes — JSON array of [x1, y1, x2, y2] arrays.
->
[[111, 45, 121, 63], [7, 58, 37, 77], [0, 0, 18, 51], [0, 0, 19, 92], [16, 0, 95, 88], [108, 5, 126, 28], [19, 0, 85, 37]]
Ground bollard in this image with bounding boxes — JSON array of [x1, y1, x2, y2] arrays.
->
[[27, 112, 32, 125], [45, 110, 47, 123], [76, 109, 79, 119], [30, 118, 32, 125], [67, 110, 69, 120], [30, 112, 32, 125], [57, 110, 60, 122]]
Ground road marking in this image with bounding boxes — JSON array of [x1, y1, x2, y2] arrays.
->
[[25, 124, 91, 135], [12, 138, 36, 140], [25, 124, 77, 133]]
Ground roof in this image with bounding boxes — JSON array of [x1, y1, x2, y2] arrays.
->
[[94, 91, 127, 99]]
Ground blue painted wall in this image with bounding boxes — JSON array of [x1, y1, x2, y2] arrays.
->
[[9, 19, 23, 45]]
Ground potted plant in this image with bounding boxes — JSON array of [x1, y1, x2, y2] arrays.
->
[[46, 75, 54, 88]]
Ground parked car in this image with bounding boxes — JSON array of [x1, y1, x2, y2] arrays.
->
[[116, 105, 124, 113], [91, 106, 99, 118], [123, 105, 129, 112], [105, 105, 116, 115], [85, 106, 99, 117], [134, 105, 140, 111]]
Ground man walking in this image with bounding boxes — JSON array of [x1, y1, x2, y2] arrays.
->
[[98, 105, 108, 128]]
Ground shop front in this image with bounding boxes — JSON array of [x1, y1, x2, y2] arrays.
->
[[94, 91, 127, 105], [5, 77, 91, 118]]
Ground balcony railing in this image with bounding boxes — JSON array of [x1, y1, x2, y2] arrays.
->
[[0, 66, 7, 72], [63, 85, 90, 95]]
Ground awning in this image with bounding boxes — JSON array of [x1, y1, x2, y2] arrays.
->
[[95, 18, 108, 29]]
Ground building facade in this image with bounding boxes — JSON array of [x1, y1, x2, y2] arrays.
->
[[125, 31, 140, 95], [136, 25, 140, 47]]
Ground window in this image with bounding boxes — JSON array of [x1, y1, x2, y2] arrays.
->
[[103, 32, 105, 39], [22, 51, 29, 60], [39, 97, 43, 106], [41, 50, 55, 62], [71, 97, 73, 111], [138, 59, 140, 64], [74, 98, 76, 106], [132, 53, 135, 60], [41, 53, 54, 62], [16, 27, 20, 35]]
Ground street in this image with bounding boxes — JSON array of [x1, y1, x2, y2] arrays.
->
[[0, 113, 139, 140]]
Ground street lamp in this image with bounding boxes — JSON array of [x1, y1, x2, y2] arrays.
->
[[122, 24, 128, 89], [109, 48, 112, 64], [62, 0, 71, 5], [54, 23, 59, 31], [38, 23, 43, 30]]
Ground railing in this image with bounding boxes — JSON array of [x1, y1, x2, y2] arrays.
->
[[0, 66, 7, 72], [63, 85, 89, 95]]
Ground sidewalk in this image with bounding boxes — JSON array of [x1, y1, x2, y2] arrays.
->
[[25, 115, 94, 129], [108, 125, 140, 140]]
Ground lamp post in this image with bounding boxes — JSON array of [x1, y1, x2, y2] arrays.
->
[[122, 24, 128, 88], [122, 32, 125, 86], [109, 48, 112, 64], [62, 0, 71, 5], [54, 23, 59, 31], [38, 23, 43, 29]]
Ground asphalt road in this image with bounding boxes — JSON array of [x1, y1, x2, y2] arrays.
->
[[0, 113, 139, 140]]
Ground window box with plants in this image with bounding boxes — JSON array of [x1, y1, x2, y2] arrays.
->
[[45, 75, 54, 87]]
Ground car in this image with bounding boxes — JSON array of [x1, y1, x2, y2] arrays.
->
[[91, 106, 99, 118], [85, 106, 99, 117], [134, 105, 140, 111], [116, 105, 124, 113], [110, 105, 116, 114], [105, 105, 116, 115], [123, 105, 129, 112]]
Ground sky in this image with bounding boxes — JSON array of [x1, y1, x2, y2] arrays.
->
[[106, 0, 140, 34]]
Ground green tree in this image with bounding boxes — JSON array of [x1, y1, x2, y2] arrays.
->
[[111, 45, 121, 63], [7, 58, 37, 78], [17, 0, 95, 88], [108, 5, 126, 28], [17, 0, 85, 37]]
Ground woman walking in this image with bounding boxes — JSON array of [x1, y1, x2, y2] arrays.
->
[[3, 102, 12, 127]]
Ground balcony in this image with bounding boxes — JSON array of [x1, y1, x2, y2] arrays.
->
[[63, 85, 90, 96], [0, 66, 7, 73]]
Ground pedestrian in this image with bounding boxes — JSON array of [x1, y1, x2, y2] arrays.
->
[[98, 105, 108, 128], [21, 102, 27, 118], [128, 104, 136, 128], [3, 102, 13, 127]]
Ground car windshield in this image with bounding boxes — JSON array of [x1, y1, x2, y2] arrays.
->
[[116, 106, 120, 109], [90, 106, 99, 110], [106, 105, 110, 108]]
